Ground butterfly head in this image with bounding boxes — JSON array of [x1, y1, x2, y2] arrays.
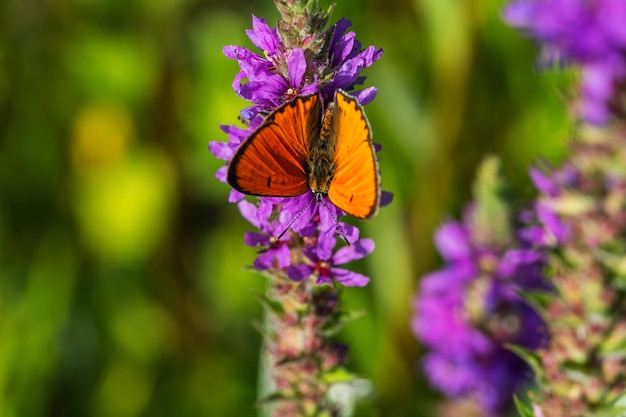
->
[[312, 190, 326, 202]]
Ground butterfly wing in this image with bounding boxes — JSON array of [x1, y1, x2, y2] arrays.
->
[[327, 90, 380, 219], [228, 94, 322, 197]]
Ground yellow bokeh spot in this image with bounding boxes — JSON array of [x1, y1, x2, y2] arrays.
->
[[94, 360, 151, 417], [111, 296, 176, 363], [75, 151, 175, 264], [71, 102, 134, 170]]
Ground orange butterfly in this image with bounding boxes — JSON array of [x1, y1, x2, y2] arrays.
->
[[227, 89, 380, 220]]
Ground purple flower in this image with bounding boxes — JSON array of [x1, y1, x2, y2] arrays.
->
[[210, 13, 385, 286], [412, 215, 547, 417], [238, 199, 292, 270], [286, 223, 374, 287], [504, 0, 626, 123], [520, 164, 578, 247], [220, 16, 382, 123]]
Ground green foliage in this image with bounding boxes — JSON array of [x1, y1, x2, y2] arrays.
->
[[506, 344, 545, 382], [513, 395, 536, 417], [471, 155, 513, 248]]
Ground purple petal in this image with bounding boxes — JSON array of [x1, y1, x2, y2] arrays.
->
[[256, 199, 274, 222], [340, 223, 360, 243], [333, 238, 374, 265], [434, 222, 472, 262], [330, 267, 370, 287], [352, 86, 378, 105], [328, 19, 354, 64], [529, 166, 559, 196], [537, 202, 570, 243], [238, 200, 261, 228], [419, 262, 477, 294], [274, 243, 291, 268], [497, 248, 543, 278], [240, 75, 288, 104], [228, 189, 245, 203], [244, 231, 270, 247], [280, 194, 317, 234], [330, 30, 357, 66], [303, 245, 320, 263], [602, 0, 626, 45], [215, 166, 228, 183], [502, 1, 535, 27], [209, 141, 234, 160], [253, 248, 276, 270], [287, 48, 307, 88], [323, 47, 382, 95], [299, 76, 319, 95], [316, 230, 337, 261], [380, 191, 394, 207], [240, 106, 266, 122], [320, 197, 341, 234], [503, 248, 543, 265], [222, 45, 249, 60], [246, 16, 280, 55], [519, 225, 548, 246], [298, 219, 319, 237], [220, 124, 251, 143], [286, 264, 313, 281]]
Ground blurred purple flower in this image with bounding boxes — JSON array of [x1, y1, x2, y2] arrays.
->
[[520, 164, 578, 247], [504, 0, 626, 123], [412, 216, 547, 417]]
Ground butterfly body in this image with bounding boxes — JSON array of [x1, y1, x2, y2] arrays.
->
[[307, 103, 338, 199], [227, 90, 379, 219]]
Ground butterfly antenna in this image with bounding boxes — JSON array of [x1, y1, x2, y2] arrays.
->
[[276, 196, 316, 241], [320, 199, 351, 247]]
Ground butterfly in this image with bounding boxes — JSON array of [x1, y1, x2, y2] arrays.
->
[[227, 89, 380, 222]]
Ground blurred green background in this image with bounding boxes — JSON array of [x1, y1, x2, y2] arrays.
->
[[0, 0, 570, 416]]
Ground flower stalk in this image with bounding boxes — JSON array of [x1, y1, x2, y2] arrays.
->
[[520, 124, 626, 417], [502, 1, 626, 415], [209, 1, 383, 415], [411, 156, 547, 417]]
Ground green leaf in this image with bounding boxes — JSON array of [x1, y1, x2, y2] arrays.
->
[[518, 289, 553, 319], [251, 318, 276, 341], [257, 391, 291, 405], [471, 155, 513, 248], [591, 404, 626, 417], [594, 249, 626, 288], [513, 394, 535, 417], [322, 367, 359, 384], [548, 192, 595, 217], [506, 344, 544, 382], [321, 309, 367, 337], [254, 292, 286, 318]]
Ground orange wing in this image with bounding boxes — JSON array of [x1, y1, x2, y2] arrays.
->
[[327, 90, 380, 219], [228, 94, 322, 197]]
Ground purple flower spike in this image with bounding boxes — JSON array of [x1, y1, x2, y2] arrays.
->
[[212, 11, 386, 287], [286, 230, 374, 287], [412, 212, 547, 417], [504, 0, 626, 124], [212, 5, 385, 416]]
